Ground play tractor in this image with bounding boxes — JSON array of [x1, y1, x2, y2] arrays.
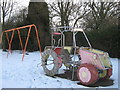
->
[[41, 26, 112, 85]]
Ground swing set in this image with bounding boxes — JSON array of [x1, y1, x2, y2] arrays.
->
[[0, 24, 42, 61]]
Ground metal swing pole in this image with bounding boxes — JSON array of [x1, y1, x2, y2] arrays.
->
[[34, 25, 42, 56], [17, 30, 24, 53], [0, 32, 4, 44], [7, 30, 15, 57], [22, 26, 31, 61]]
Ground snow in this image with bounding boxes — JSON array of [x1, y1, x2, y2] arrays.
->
[[0, 49, 119, 88], [0, 50, 2, 90]]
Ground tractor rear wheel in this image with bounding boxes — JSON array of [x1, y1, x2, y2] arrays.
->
[[42, 49, 62, 76], [77, 63, 99, 85]]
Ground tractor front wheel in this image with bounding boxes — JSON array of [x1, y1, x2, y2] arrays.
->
[[77, 63, 99, 85], [42, 49, 62, 76]]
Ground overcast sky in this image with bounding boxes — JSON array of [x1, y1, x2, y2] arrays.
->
[[16, 0, 30, 7], [15, 0, 119, 8], [15, 0, 53, 8]]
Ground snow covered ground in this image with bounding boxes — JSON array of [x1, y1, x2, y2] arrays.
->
[[0, 50, 2, 89], [0, 49, 119, 88]]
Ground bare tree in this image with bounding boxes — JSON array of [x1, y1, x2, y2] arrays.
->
[[1, 0, 16, 27], [49, 0, 88, 27], [85, 2, 119, 30], [49, 0, 73, 26], [9, 7, 28, 23], [72, 2, 90, 27]]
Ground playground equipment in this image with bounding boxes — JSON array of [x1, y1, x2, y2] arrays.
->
[[42, 26, 112, 85], [0, 24, 112, 85], [0, 24, 42, 61]]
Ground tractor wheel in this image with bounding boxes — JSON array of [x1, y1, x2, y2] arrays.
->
[[77, 63, 99, 85], [42, 49, 62, 76], [102, 68, 112, 80]]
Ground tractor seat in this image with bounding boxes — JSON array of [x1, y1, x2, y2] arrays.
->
[[64, 46, 72, 53], [53, 32, 62, 35]]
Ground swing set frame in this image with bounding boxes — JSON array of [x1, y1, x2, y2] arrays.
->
[[0, 24, 42, 61]]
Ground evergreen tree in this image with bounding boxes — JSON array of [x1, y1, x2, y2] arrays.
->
[[27, 0, 50, 51]]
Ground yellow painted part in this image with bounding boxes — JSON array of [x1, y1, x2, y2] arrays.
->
[[82, 47, 104, 54], [43, 54, 49, 60], [82, 47, 112, 68], [99, 70, 107, 78], [64, 46, 72, 53], [64, 63, 70, 67], [82, 47, 89, 50], [89, 49, 104, 54], [89, 49, 111, 68], [101, 56, 112, 68], [82, 72, 87, 78]]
